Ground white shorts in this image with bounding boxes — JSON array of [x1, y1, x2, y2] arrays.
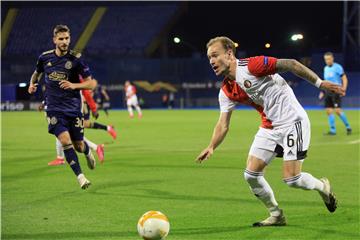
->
[[249, 119, 311, 164], [127, 95, 139, 106]]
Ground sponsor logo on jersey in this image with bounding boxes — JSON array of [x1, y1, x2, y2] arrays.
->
[[48, 71, 67, 81], [244, 80, 252, 88], [65, 61, 72, 69]]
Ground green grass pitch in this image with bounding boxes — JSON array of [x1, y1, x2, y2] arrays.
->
[[2, 110, 359, 239]]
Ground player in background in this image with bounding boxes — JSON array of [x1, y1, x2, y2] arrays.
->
[[28, 25, 97, 189], [196, 37, 343, 226], [319, 52, 352, 135], [125, 80, 142, 118], [81, 78, 117, 140], [95, 83, 111, 116]]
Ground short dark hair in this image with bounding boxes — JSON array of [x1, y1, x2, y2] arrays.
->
[[53, 25, 70, 36], [206, 36, 236, 55], [324, 51, 334, 57]]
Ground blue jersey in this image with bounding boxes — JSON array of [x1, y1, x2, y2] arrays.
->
[[323, 62, 344, 86], [35, 49, 91, 116]]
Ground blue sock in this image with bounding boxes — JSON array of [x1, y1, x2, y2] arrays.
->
[[63, 144, 82, 176], [339, 112, 351, 129], [328, 114, 336, 133], [83, 141, 90, 156]]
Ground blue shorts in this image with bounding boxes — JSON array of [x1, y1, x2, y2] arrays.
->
[[46, 111, 84, 141]]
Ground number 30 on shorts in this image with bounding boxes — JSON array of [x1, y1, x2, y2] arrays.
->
[[75, 117, 84, 128]]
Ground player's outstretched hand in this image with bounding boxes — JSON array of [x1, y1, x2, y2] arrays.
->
[[320, 81, 345, 96], [196, 147, 214, 163], [28, 83, 38, 94], [59, 80, 76, 90]]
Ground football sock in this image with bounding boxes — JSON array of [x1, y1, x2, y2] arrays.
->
[[283, 172, 324, 192], [135, 105, 142, 115], [91, 122, 107, 131], [244, 169, 280, 216], [328, 113, 336, 133], [339, 112, 351, 129], [83, 141, 91, 156], [63, 144, 82, 176], [84, 137, 97, 151], [56, 138, 64, 158]]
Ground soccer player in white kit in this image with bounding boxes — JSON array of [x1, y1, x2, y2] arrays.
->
[[125, 80, 142, 118], [196, 37, 343, 226]]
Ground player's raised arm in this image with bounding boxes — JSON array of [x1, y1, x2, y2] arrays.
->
[[196, 111, 232, 163], [275, 59, 345, 96]]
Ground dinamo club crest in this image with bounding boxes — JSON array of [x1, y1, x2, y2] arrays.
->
[[65, 61, 72, 69]]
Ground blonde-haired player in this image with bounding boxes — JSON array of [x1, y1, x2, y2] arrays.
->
[[196, 36, 343, 226], [125, 81, 142, 118]]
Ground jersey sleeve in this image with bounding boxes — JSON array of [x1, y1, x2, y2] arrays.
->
[[35, 55, 44, 73], [77, 56, 92, 79], [337, 64, 344, 76], [219, 89, 236, 112], [82, 89, 97, 113], [247, 56, 277, 77]]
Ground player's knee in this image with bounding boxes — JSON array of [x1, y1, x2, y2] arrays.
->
[[73, 142, 84, 152], [244, 169, 263, 184], [283, 174, 302, 188], [244, 170, 267, 197], [83, 120, 91, 128], [326, 108, 333, 115]]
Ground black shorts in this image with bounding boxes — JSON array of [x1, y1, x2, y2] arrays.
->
[[46, 111, 84, 141], [83, 103, 90, 121], [324, 94, 342, 108]]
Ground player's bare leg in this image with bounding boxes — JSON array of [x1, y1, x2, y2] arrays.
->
[[244, 155, 286, 227], [282, 160, 337, 213], [135, 104, 142, 118], [57, 131, 90, 189], [127, 105, 134, 118]]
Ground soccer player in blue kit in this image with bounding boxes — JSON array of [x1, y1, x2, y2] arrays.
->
[[28, 25, 97, 189], [319, 52, 352, 135]]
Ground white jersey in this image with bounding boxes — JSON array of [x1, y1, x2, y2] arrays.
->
[[219, 57, 308, 129], [126, 85, 136, 98], [126, 84, 139, 106]]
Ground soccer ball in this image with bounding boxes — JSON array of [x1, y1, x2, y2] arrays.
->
[[137, 211, 170, 240]]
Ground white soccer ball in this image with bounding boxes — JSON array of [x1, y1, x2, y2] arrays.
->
[[137, 211, 170, 240]]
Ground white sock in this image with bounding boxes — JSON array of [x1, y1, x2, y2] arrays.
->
[[244, 169, 280, 216], [128, 105, 134, 116], [56, 138, 64, 159], [84, 137, 97, 151], [135, 105, 142, 115], [284, 172, 324, 192]]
